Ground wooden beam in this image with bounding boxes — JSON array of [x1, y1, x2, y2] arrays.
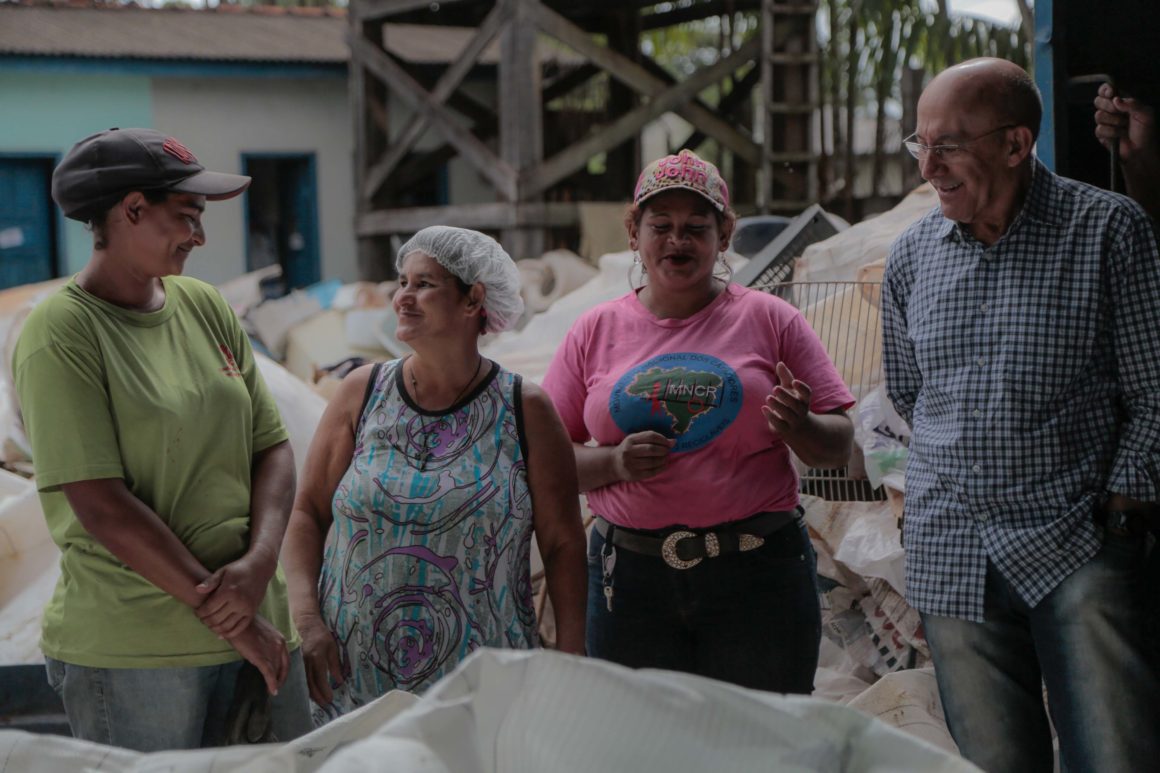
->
[[353, 35, 518, 201], [759, 0, 774, 212], [556, 0, 663, 15], [661, 89, 762, 165], [390, 145, 460, 192], [357, 202, 581, 236], [528, 2, 761, 164], [363, 2, 510, 201], [678, 61, 761, 150], [522, 38, 760, 197], [500, 0, 545, 256], [354, 0, 470, 23], [350, 50, 368, 215], [528, 4, 653, 94], [352, 16, 394, 280], [442, 87, 496, 129], [367, 92, 390, 136], [390, 108, 498, 193], [542, 63, 602, 104], [636, 54, 757, 137]]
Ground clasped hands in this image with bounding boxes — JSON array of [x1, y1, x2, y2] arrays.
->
[[195, 549, 288, 695]]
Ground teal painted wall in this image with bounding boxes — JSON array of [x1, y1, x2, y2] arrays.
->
[[0, 72, 151, 274]]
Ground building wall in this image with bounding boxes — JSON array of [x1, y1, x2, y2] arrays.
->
[[152, 75, 356, 286], [0, 70, 152, 274]]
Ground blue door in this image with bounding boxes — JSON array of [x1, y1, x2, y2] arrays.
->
[[242, 154, 320, 291], [0, 158, 58, 290], [286, 160, 321, 288]]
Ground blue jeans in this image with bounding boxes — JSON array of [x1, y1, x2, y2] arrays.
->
[[922, 532, 1160, 773], [586, 519, 820, 693], [45, 649, 313, 751]]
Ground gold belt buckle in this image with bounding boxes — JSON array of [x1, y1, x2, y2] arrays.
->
[[661, 530, 766, 569], [661, 530, 701, 569], [739, 534, 765, 551]]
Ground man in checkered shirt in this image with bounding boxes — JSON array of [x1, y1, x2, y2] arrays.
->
[[882, 58, 1160, 773]]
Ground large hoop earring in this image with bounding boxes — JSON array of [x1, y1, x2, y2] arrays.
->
[[714, 251, 734, 284], [628, 250, 647, 290]]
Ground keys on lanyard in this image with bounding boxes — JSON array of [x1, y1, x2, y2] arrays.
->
[[601, 538, 617, 612]]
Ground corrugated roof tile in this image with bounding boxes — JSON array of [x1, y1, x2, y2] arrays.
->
[[0, 4, 349, 63]]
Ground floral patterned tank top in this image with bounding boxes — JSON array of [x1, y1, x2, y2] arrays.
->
[[317, 358, 537, 715]]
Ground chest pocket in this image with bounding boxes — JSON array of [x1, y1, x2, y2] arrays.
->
[[997, 300, 1096, 403]]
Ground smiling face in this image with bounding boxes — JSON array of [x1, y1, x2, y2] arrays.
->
[[914, 63, 1035, 243], [392, 251, 482, 342], [916, 91, 1013, 226], [629, 189, 732, 297], [124, 191, 206, 277]]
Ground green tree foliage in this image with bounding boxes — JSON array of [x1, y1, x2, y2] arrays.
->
[[641, 9, 759, 80], [640, 0, 1031, 200], [820, 0, 1032, 198]]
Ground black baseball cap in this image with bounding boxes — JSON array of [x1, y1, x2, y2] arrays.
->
[[52, 127, 251, 222]]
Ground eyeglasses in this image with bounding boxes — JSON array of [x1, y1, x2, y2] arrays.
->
[[903, 125, 1015, 161]]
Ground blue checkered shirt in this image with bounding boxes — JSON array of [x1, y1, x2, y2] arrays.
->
[[881, 158, 1160, 621]]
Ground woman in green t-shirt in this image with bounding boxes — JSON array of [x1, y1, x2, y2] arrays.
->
[[14, 128, 311, 751]]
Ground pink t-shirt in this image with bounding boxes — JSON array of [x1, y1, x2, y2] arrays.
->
[[542, 284, 855, 530]]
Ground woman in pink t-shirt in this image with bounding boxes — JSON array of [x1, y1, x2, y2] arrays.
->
[[542, 149, 854, 693]]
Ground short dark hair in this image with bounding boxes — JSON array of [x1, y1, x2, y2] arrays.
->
[[993, 67, 1043, 143], [89, 188, 173, 250]]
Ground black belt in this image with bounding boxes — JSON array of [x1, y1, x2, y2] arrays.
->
[[593, 510, 800, 570]]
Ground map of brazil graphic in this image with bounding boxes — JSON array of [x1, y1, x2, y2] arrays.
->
[[610, 352, 743, 452]]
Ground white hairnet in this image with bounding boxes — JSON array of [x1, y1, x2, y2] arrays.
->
[[397, 226, 524, 333]]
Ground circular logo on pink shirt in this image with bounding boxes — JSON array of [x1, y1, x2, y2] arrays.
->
[[609, 352, 742, 452]]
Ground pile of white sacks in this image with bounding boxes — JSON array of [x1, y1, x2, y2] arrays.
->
[[0, 649, 976, 773]]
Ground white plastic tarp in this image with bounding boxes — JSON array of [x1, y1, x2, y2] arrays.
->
[[795, 185, 938, 286], [0, 649, 979, 773], [0, 469, 55, 664]]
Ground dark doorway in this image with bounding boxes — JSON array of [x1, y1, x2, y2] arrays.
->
[[242, 154, 321, 291], [0, 156, 59, 290]]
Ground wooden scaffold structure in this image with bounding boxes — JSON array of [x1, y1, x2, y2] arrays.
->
[[349, 0, 820, 274]]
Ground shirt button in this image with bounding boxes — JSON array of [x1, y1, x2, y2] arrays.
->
[[972, 464, 982, 473], [980, 303, 990, 313], [978, 512, 989, 522], [976, 356, 987, 367], [973, 409, 983, 418]]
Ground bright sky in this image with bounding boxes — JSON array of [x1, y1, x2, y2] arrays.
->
[[948, 0, 1022, 27]]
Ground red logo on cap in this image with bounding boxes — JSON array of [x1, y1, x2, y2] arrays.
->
[[162, 137, 198, 165]]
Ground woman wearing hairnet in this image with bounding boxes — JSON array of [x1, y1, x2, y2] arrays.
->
[[283, 226, 586, 719]]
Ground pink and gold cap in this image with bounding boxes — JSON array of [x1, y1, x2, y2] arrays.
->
[[633, 149, 729, 212]]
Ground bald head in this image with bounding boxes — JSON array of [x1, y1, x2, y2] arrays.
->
[[914, 59, 1040, 243], [923, 58, 1042, 142]]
